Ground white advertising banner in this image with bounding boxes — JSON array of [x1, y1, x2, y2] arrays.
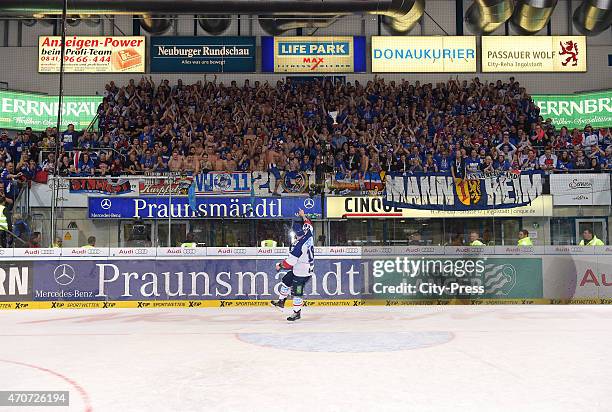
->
[[550, 174, 611, 206], [29, 179, 139, 208], [482, 36, 587, 72], [38, 36, 146, 73], [371, 36, 477, 73]]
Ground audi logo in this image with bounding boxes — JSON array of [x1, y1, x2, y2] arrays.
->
[[182, 249, 197, 255]]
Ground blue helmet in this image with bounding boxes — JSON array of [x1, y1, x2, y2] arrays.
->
[[292, 219, 307, 238]]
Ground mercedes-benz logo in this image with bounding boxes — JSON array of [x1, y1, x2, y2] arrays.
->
[[303, 198, 315, 209], [54, 264, 76, 286], [100, 199, 112, 210]]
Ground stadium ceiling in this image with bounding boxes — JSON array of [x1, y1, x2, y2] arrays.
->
[[0, 0, 610, 35]]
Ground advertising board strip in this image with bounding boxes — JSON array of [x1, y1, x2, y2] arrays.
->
[[150, 36, 256, 73], [88, 196, 322, 219], [262, 36, 366, 73], [38, 36, 146, 73], [0, 252, 609, 308], [371, 36, 477, 73], [0, 90, 102, 131], [2, 298, 612, 310], [327, 195, 552, 218], [532, 90, 612, 129], [481, 35, 586, 72], [549, 174, 611, 206]]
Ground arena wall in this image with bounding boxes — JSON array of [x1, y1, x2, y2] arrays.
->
[[0, 247, 610, 309], [0, 4, 610, 95]]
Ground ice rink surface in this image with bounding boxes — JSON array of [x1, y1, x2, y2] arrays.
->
[[1, 305, 611, 412]]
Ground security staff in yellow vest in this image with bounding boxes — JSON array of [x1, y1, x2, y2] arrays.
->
[[82, 236, 96, 248], [468, 231, 484, 246], [579, 228, 605, 246], [0, 199, 7, 248], [51, 237, 63, 248], [260, 239, 278, 247], [517, 229, 534, 246], [181, 232, 197, 248]]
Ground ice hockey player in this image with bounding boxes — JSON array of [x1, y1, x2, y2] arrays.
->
[[271, 208, 314, 321]]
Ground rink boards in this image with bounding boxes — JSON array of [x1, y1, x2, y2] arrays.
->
[[1, 298, 612, 310], [0, 246, 611, 309]]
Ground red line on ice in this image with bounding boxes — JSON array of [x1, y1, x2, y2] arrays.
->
[[0, 358, 93, 412]]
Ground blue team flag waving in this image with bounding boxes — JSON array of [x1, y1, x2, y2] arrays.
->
[[188, 181, 197, 213]]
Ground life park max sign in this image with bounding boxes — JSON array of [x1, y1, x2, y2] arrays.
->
[[261, 36, 366, 73]]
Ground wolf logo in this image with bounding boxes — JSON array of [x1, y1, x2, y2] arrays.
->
[[559, 40, 578, 67]]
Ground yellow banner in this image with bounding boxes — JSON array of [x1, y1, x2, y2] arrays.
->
[[326, 195, 552, 218], [371, 36, 477, 72], [38, 36, 146, 73], [272, 36, 355, 73], [482, 36, 586, 72], [1, 297, 610, 310]]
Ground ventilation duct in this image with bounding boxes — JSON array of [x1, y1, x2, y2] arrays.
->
[[573, 0, 612, 35], [66, 15, 81, 26], [258, 15, 340, 35], [0, 0, 427, 36], [511, 0, 558, 34], [380, 0, 424, 33], [81, 15, 102, 26], [465, 0, 514, 34], [139, 15, 173, 34], [197, 15, 231, 35]]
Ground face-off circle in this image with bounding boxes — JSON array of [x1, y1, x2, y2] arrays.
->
[[237, 331, 454, 353]]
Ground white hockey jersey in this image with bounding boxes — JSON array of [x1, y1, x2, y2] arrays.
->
[[284, 230, 315, 277]]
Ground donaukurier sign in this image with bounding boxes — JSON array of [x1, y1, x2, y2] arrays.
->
[[384, 171, 543, 211]]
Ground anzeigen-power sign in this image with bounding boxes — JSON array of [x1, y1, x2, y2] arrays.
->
[[38, 36, 145, 73]]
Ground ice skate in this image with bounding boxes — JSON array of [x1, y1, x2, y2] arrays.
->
[[287, 310, 301, 321], [270, 298, 286, 310]]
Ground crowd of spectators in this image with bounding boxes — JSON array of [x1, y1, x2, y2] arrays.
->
[[1, 76, 611, 195]]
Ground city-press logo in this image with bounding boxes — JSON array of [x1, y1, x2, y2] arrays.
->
[[54, 264, 76, 286], [100, 198, 112, 210]]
